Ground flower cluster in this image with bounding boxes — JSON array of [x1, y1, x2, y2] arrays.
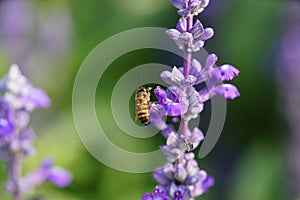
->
[[141, 0, 239, 199], [0, 64, 72, 199]]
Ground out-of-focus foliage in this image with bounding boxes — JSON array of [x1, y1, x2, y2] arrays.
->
[[0, 0, 293, 199]]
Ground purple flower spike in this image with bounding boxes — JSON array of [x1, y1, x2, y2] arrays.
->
[[0, 65, 72, 199], [214, 84, 240, 99], [212, 64, 240, 81], [142, 0, 239, 198]]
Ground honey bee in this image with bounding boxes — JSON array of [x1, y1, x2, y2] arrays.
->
[[135, 87, 152, 126]]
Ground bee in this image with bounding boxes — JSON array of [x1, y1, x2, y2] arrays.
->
[[135, 87, 152, 126]]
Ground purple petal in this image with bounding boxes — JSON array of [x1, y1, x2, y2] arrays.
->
[[166, 86, 183, 102], [0, 117, 14, 137], [176, 17, 187, 33], [190, 40, 204, 52], [153, 168, 171, 185], [141, 193, 152, 200], [186, 159, 199, 176], [197, 28, 214, 41], [182, 75, 197, 86], [48, 167, 72, 188], [150, 103, 166, 119], [205, 54, 218, 69], [152, 192, 169, 200], [184, 152, 195, 160], [212, 64, 239, 81], [163, 163, 175, 179], [165, 101, 188, 116], [154, 87, 168, 105], [171, 0, 185, 9], [161, 125, 176, 138], [153, 185, 167, 195], [214, 84, 240, 99], [166, 29, 181, 40], [190, 20, 204, 39], [179, 32, 194, 44], [177, 8, 189, 16], [160, 71, 173, 85], [160, 67, 184, 86], [201, 175, 214, 192], [198, 87, 212, 102], [166, 132, 181, 148], [191, 59, 202, 72], [189, 127, 204, 149], [182, 87, 203, 120], [174, 188, 186, 200], [151, 118, 168, 131], [174, 163, 188, 182], [161, 146, 183, 162], [170, 67, 184, 85], [200, 0, 210, 8], [25, 88, 51, 111], [40, 158, 54, 170]]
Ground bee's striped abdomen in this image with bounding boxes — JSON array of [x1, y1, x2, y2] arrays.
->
[[135, 87, 152, 126]]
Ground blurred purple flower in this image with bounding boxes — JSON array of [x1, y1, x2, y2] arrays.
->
[[278, 2, 300, 199], [19, 158, 72, 194], [0, 65, 72, 199]]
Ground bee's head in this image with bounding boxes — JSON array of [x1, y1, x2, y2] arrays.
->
[[137, 87, 146, 93]]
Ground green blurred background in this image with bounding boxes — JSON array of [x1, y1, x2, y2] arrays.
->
[[0, 0, 295, 199]]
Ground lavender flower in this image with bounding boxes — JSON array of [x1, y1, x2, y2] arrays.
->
[[142, 186, 170, 200], [0, 64, 72, 199], [142, 0, 239, 199]]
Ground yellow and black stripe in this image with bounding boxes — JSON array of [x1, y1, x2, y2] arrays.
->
[[135, 87, 152, 126]]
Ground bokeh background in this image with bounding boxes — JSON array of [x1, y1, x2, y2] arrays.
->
[[0, 0, 298, 199]]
